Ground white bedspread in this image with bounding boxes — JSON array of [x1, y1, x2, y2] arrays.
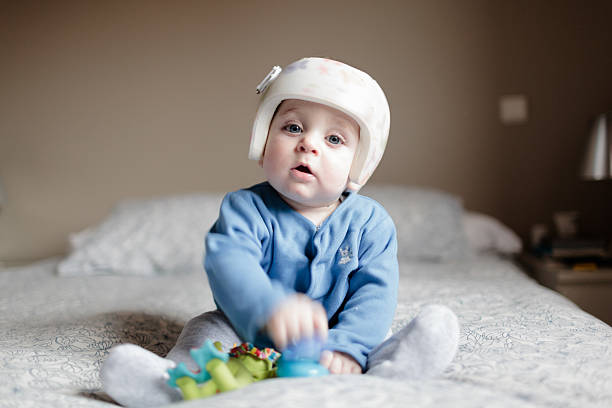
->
[[1, 255, 610, 407]]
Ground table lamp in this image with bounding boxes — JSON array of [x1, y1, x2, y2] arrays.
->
[[581, 112, 611, 180]]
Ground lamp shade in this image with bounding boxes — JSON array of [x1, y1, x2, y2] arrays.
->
[[581, 113, 612, 180]]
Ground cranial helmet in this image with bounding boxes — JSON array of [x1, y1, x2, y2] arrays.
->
[[248, 57, 390, 192]]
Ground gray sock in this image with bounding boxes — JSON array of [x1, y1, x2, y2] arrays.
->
[[366, 304, 459, 379], [100, 344, 182, 408]]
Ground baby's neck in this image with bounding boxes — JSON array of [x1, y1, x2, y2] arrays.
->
[[281, 196, 342, 228]]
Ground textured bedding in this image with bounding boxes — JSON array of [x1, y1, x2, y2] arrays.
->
[[1, 255, 610, 408]]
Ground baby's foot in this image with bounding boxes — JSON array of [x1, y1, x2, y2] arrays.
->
[[366, 304, 459, 379], [101, 344, 182, 407]]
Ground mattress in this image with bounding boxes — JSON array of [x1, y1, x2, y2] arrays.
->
[[1, 254, 610, 407]]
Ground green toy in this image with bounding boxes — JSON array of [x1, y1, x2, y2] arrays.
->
[[166, 340, 280, 400]]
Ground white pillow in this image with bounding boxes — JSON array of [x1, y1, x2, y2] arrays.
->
[[463, 211, 522, 254], [58, 187, 505, 276], [57, 193, 224, 276], [361, 185, 471, 261]]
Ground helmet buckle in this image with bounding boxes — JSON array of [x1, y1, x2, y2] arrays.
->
[[256, 66, 282, 94]]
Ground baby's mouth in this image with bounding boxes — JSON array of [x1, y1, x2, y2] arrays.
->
[[293, 165, 312, 174]]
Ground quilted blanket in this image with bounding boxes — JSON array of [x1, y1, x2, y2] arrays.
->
[[1, 255, 610, 407]]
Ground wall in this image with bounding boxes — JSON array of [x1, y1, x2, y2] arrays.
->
[[1, 0, 611, 261]]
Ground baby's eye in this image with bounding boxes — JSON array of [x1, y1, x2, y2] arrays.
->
[[284, 124, 302, 134], [327, 135, 343, 145]]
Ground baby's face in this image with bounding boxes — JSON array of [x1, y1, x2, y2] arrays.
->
[[261, 99, 360, 211]]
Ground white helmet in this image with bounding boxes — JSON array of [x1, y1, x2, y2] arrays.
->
[[249, 57, 390, 191]]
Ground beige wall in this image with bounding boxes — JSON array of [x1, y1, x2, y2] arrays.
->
[[1, 0, 611, 262]]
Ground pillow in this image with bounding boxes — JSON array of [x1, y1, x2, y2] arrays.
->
[[463, 211, 522, 254], [57, 193, 224, 276], [360, 185, 471, 261]]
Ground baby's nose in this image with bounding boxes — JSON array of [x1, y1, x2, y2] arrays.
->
[[297, 134, 319, 155]]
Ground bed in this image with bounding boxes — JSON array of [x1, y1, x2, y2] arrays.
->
[[1, 185, 610, 408]]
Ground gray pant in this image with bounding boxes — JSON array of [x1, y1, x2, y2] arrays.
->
[[166, 310, 241, 371], [166, 309, 392, 373]]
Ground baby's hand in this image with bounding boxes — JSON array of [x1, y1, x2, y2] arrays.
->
[[265, 294, 328, 350], [319, 350, 362, 375]]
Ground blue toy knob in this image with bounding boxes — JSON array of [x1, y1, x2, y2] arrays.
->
[[276, 338, 329, 378]]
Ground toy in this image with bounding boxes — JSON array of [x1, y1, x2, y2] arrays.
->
[[166, 338, 328, 401], [276, 337, 329, 378], [166, 340, 279, 400]]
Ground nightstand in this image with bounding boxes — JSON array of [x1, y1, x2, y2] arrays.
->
[[518, 252, 612, 326]]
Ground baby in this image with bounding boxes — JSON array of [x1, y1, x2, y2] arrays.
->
[[102, 57, 460, 407]]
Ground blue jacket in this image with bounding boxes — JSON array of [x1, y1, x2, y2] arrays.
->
[[204, 182, 398, 368]]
